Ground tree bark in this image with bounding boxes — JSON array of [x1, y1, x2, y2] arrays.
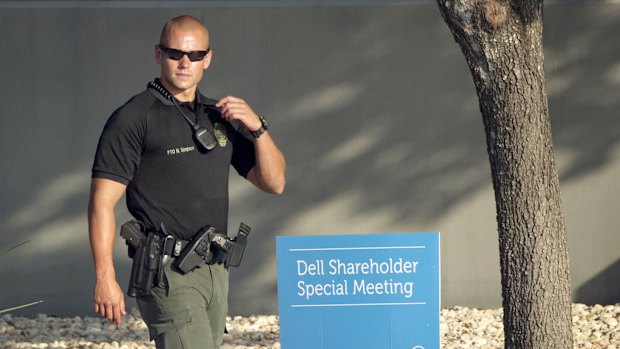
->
[[436, 0, 573, 348]]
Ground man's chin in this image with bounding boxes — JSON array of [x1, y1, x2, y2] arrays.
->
[[167, 82, 197, 95], [161, 77, 195, 92]]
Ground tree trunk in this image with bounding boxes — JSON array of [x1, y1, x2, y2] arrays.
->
[[436, 0, 573, 348]]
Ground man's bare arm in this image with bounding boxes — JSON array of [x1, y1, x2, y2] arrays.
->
[[216, 96, 286, 194], [87, 177, 128, 326], [246, 131, 286, 194]]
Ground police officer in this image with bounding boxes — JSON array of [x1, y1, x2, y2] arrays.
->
[[87, 15, 285, 349]]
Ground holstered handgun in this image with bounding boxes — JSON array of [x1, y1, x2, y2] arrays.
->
[[174, 226, 218, 274], [121, 220, 163, 297], [120, 220, 144, 258], [174, 223, 252, 274]]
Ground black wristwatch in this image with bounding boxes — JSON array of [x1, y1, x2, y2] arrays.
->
[[250, 115, 270, 139]]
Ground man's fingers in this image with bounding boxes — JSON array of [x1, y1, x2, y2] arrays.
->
[[113, 305, 122, 326], [121, 297, 127, 316], [94, 300, 124, 326], [105, 303, 115, 322], [96, 303, 106, 318], [221, 106, 247, 120], [216, 95, 243, 107]]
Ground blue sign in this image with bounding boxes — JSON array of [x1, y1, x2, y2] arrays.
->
[[276, 232, 440, 349]]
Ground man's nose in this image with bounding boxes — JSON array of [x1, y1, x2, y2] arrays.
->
[[178, 54, 191, 67]]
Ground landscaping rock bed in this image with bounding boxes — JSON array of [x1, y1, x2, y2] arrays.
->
[[0, 303, 617, 348]]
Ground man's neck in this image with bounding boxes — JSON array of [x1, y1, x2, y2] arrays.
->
[[174, 89, 196, 103]]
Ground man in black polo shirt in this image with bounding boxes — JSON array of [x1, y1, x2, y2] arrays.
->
[[88, 15, 285, 349]]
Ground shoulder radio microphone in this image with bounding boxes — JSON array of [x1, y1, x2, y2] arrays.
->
[[148, 80, 217, 151]]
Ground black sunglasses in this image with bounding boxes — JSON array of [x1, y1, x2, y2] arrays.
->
[[159, 45, 210, 62]]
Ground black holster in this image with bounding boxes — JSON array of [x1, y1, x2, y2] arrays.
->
[[120, 220, 163, 297]]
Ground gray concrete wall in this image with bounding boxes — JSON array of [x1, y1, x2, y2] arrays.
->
[[0, 2, 618, 317]]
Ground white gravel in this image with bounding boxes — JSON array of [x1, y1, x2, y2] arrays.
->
[[0, 303, 617, 348]]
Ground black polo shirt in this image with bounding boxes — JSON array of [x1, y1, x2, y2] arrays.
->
[[92, 82, 256, 239]]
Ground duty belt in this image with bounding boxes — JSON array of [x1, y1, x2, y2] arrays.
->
[[120, 220, 252, 297]]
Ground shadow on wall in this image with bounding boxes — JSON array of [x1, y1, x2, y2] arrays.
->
[[576, 258, 620, 305], [545, 3, 620, 181]]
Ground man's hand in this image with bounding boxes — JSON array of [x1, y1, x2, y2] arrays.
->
[[216, 96, 263, 132], [94, 277, 126, 326]]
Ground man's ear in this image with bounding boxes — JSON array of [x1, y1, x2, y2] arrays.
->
[[154, 44, 162, 64], [203, 50, 212, 70]]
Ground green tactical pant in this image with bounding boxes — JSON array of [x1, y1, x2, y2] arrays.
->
[[136, 262, 229, 349]]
